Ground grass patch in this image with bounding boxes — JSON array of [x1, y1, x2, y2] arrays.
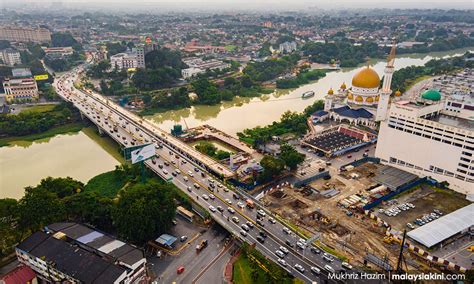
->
[[233, 254, 266, 284], [315, 241, 348, 261], [225, 45, 237, 52], [20, 104, 57, 114], [84, 170, 128, 197], [0, 122, 84, 147]]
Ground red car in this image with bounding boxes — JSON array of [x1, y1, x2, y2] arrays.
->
[[177, 266, 185, 274], [347, 155, 352, 158]]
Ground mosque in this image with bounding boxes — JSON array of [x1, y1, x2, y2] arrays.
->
[[311, 45, 400, 128]]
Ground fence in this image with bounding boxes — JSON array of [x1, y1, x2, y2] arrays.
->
[[293, 171, 330, 187], [362, 177, 427, 210]]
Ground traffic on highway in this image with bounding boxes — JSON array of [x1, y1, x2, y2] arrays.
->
[[53, 65, 354, 284]]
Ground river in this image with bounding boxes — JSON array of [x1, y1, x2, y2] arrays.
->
[[0, 48, 471, 199], [146, 48, 473, 136], [0, 127, 122, 199]]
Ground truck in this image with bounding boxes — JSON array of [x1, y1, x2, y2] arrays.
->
[[246, 199, 255, 209], [196, 239, 208, 252]]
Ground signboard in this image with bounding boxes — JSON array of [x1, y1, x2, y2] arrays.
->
[[123, 144, 149, 160], [131, 143, 155, 164], [34, 74, 49, 81]]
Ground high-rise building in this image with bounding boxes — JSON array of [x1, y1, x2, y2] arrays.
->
[[279, 41, 297, 53], [0, 48, 21, 66], [0, 26, 51, 43], [375, 89, 474, 194], [135, 47, 145, 68]]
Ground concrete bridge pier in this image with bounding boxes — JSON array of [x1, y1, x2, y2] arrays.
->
[[97, 126, 104, 136]]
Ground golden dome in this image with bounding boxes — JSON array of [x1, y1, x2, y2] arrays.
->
[[327, 88, 334, 95], [375, 95, 380, 101], [352, 66, 380, 89], [366, 97, 374, 103], [395, 90, 402, 97], [340, 82, 347, 89], [355, 95, 363, 102], [347, 93, 353, 100]]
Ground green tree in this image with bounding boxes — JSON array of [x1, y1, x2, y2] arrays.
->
[[279, 144, 305, 170], [191, 78, 220, 105], [17, 187, 65, 236], [258, 156, 285, 183], [63, 192, 114, 231], [112, 180, 176, 244]]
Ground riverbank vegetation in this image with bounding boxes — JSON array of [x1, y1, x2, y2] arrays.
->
[[0, 164, 189, 256], [237, 100, 324, 147], [0, 103, 83, 146], [0, 123, 84, 147], [243, 54, 300, 82], [391, 51, 473, 93], [302, 35, 474, 67], [276, 69, 326, 89]]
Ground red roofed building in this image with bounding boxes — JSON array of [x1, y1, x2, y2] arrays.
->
[[0, 265, 37, 284]]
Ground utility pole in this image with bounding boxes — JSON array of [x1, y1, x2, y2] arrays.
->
[[396, 230, 407, 273]]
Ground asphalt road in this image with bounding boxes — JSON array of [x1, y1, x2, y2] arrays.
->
[[150, 225, 228, 284], [54, 66, 361, 284]]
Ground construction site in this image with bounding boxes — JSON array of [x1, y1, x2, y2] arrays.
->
[[259, 159, 467, 273]]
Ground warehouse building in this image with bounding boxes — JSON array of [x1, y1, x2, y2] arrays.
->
[[407, 203, 474, 248]]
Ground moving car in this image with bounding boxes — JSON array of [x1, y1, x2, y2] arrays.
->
[[294, 264, 305, 273]]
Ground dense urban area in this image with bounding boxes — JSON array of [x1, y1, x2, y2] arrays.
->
[[0, 3, 473, 284]]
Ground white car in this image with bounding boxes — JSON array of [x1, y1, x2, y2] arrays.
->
[[268, 217, 276, 224], [209, 205, 216, 212], [275, 250, 285, 258], [225, 199, 232, 205], [227, 207, 235, 214], [324, 264, 335, 273], [277, 258, 287, 267], [209, 194, 215, 200], [296, 241, 305, 250], [283, 227, 291, 234], [202, 194, 209, 200], [341, 261, 353, 270], [310, 266, 321, 274], [279, 246, 289, 254], [294, 264, 305, 273], [237, 201, 245, 209], [257, 209, 266, 217], [187, 170, 194, 177]]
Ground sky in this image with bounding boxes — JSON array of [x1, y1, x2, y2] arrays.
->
[[2, 0, 473, 11]]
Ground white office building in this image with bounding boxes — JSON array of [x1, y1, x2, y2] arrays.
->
[[0, 48, 21, 66], [375, 89, 474, 195], [110, 52, 138, 71], [181, 57, 230, 79], [279, 41, 297, 53]]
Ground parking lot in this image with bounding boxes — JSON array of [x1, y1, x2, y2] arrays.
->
[[374, 184, 471, 231]]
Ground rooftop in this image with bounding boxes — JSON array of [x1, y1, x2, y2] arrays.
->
[[407, 203, 474, 248], [45, 222, 144, 267], [17, 231, 126, 283], [427, 114, 474, 131]]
